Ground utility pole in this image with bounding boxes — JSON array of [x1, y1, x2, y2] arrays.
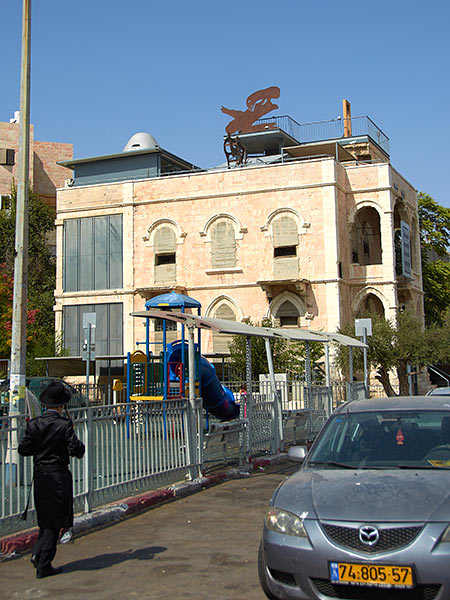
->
[[7, 0, 31, 483]]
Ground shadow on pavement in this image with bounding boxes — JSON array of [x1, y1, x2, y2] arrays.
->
[[62, 545, 167, 573]]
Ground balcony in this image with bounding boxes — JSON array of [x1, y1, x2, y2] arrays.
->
[[255, 115, 390, 156]]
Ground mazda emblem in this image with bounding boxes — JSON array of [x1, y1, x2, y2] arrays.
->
[[359, 525, 380, 546]]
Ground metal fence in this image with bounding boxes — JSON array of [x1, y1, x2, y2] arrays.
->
[[255, 114, 390, 155], [0, 379, 367, 536]]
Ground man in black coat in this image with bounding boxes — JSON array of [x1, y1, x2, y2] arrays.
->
[[18, 381, 85, 578]]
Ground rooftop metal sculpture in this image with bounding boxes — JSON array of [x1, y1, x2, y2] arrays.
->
[[221, 86, 280, 135], [223, 134, 247, 168]]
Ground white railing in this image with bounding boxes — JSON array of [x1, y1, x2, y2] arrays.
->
[[0, 380, 352, 536]]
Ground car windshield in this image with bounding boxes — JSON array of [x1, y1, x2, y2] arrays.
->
[[306, 410, 450, 469]]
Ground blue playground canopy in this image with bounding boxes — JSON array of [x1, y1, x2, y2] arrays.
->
[[145, 291, 202, 310]]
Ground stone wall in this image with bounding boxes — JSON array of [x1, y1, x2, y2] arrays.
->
[[55, 156, 423, 356]]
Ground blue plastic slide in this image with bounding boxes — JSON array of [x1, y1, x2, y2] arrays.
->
[[167, 341, 240, 421]]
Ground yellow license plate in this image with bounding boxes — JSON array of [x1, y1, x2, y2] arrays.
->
[[329, 561, 413, 588]]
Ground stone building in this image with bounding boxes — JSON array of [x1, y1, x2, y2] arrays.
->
[[54, 113, 423, 366], [0, 118, 73, 208], [0, 117, 73, 256]]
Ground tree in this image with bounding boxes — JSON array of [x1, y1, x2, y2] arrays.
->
[[335, 311, 442, 396], [418, 192, 450, 257], [228, 318, 324, 380], [0, 187, 61, 375], [418, 192, 450, 325], [0, 264, 45, 374]]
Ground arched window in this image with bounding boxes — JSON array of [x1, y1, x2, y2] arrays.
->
[[351, 207, 382, 266], [272, 215, 299, 278], [154, 226, 176, 283], [211, 220, 236, 269], [212, 303, 236, 353], [357, 293, 385, 317], [276, 300, 300, 327], [269, 292, 306, 327]]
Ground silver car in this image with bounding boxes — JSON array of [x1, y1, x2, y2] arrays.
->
[[427, 387, 450, 397], [259, 396, 450, 599]]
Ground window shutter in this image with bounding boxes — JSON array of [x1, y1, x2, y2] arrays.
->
[[154, 227, 177, 283], [211, 221, 236, 269], [273, 216, 298, 247], [155, 227, 176, 253]]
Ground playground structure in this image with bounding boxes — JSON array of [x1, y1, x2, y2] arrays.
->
[[129, 293, 369, 448], [127, 292, 240, 421]]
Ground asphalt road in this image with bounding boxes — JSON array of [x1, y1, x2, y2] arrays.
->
[[0, 461, 297, 600]]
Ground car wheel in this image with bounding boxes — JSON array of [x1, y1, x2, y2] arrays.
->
[[258, 541, 280, 600]]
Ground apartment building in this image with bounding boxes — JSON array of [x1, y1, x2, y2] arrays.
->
[[54, 108, 423, 364]]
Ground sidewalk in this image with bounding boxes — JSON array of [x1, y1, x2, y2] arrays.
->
[[1, 454, 286, 557], [0, 457, 296, 600]]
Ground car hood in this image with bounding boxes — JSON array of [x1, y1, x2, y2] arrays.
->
[[273, 468, 450, 522]]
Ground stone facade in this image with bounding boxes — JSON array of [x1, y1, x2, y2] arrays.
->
[[55, 145, 423, 360], [0, 121, 73, 209]]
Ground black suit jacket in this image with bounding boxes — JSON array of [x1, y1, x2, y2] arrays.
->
[[19, 410, 85, 529]]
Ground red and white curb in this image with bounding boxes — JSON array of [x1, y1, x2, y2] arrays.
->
[[1, 454, 286, 558]]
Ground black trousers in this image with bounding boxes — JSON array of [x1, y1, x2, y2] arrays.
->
[[32, 527, 60, 571]]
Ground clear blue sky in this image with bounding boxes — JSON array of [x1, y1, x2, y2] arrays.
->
[[1, 1, 449, 205]]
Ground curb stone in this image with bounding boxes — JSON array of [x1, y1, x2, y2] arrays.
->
[[0, 453, 286, 558]]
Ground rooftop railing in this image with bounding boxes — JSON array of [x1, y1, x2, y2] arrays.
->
[[255, 115, 390, 155]]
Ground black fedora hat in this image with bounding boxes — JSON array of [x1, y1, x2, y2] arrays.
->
[[39, 381, 71, 406]]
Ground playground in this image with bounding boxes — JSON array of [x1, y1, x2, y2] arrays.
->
[[0, 291, 367, 537], [126, 291, 240, 423]]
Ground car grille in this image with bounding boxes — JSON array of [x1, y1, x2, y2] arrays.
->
[[311, 578, 440, 599], [268, 567, 297, 586], [321, 523, 423, 554]]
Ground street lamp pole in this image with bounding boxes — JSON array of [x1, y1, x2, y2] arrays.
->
[[7, 0, 31, 482]]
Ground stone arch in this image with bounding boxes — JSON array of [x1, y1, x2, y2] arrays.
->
[[268, 291, 306, 327], [143, 218, 186, 245], [205, 296, 241, 353], [199, 213, 246, 241], [353, 287, 387, 317], [205, 295, 243, 320], [347, 200, 383, 224], [260, 207, 307, 238]]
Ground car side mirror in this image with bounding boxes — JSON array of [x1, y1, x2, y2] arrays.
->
[[287, 446, 307, 462]]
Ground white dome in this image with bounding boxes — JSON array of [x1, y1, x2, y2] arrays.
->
[[122, 132, 159, 152]]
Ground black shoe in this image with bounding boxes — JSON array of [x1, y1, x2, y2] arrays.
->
[[30, 554, 38, 569], [36, 566, 62, 579]]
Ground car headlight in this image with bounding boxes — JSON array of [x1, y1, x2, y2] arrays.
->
[[441, 525, 450, 542], [265, 507, 307, 537]]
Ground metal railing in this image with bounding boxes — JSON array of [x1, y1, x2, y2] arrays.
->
[[0, 399, 200, 536], [255, 115, 390, 155], [1, 379, 358, 536]]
